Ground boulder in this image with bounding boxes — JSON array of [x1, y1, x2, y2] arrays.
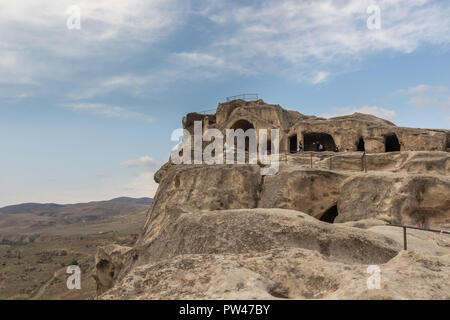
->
[[337, 173, 450, 226]]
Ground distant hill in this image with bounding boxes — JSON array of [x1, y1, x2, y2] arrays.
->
[[0, 197, 152, 300], [0, 197, 152, 215], [107, 197, 153, 206], [0, 197, 153, 235], [0, 203, 63, 215]]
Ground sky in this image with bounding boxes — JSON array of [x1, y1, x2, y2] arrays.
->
[[0, 0, 450, 206]]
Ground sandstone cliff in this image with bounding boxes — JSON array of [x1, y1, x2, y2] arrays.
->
[[94, 100, 449, 299]]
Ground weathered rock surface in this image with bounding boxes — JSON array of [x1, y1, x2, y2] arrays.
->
[[337, 173, 450, 226], [152, 154, 450, 227], [184, 99, 448, 153], [98, 249, 450, 300], [259, 168, 347, 219], [96, 207, 449, 300], [284, 151, 449, 174], [94, 100, 449, 300], [92, 244, 134, 295], [136, 209, 400, 265], [367, 225, 450, 256]]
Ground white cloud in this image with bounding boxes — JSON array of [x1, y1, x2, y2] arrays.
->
[[0, 0, 188, 84], [63, 103, 153, 122], [68, 58, 242, 100], [3, 0, 450, 99], [171, 52, 251, 75], [120, 156, 166, 197], [122, 171, 160, 198], [174, 52, 226, 68], [398, 84, 450, 112], [67, 74, 155, 100], [0, 87, 31, 100], [121, 156, 166, 171], [311, 71, 329, 85], [322, 105, 397, 121], [177, 0, 450, 82]]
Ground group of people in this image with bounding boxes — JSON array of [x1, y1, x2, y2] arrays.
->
[[313, 141, 325, 152], [293, 141, 339, 153]]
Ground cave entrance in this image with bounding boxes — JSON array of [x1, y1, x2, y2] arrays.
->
[[319, 205, 338, 223], [266, 140, 274, 155], [303, 132, 336, 151], [230, 119, 255, 152], [289, 134, 297, 153], [357, 137, 365, 152], [385, 134, 400, 152], [231, 119, 254, 132]]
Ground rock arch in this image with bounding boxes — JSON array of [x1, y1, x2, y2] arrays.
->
[[319, 204, 338, 223], [357, 137, 365, 152], [385, 134, 400, 152], [303, 132, 336, 151], [289, 134, 297, 153], [229, 119, 255, 152], [230, 119, 254, 131]]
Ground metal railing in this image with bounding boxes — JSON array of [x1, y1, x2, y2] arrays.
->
[[195, 94, 260, 114], [225, 93, 259, 102], [387, 224, 450, 250], [361, 151, 367, 172], [286, 151, 339, 170], [286, 151, 370, 172], [197, 108, 216, 114]]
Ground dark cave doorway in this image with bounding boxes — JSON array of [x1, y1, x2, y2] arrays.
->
[[319, 205, 338, 223], [230, 119, 255, 152], [266, 140, 275, 155], [289, 134, 297, 153], [231, 119, 254, 132], [303, 132, 336, 151], [385, 134, 400, 152], [357, 137, 365, 152]]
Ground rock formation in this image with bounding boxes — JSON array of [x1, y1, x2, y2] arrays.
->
[[94, 99, 449, 299]]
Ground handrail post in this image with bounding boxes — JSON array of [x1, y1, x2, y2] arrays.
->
[[364, 153, 367, 173], [310, 152, 312, 168], [403, 226, 407, 250], [361, 152, 367, 173]]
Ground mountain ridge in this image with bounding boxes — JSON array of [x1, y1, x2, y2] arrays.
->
[[0, 197, 153, 215]]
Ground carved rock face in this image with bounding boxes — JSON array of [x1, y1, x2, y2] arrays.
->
[[94, 101, 450, 300]]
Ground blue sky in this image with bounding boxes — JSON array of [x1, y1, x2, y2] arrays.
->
[[1, 0, 449, 206]]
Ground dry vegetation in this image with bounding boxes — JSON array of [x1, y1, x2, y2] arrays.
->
[[0, 198, 149, 300]]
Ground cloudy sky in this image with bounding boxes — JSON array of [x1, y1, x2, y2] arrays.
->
[[1, 0, 450, 206]]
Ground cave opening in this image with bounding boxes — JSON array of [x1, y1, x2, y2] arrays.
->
[[319, 205, 338, 223], [289, 134, 297, 153], [385, 134, 400, 152], [230, 119, 255, 151], [231, 119, 254, 132], [303, 132, 336, 151], [266, 140, 274, 154], [357, 137, 365, 152]]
